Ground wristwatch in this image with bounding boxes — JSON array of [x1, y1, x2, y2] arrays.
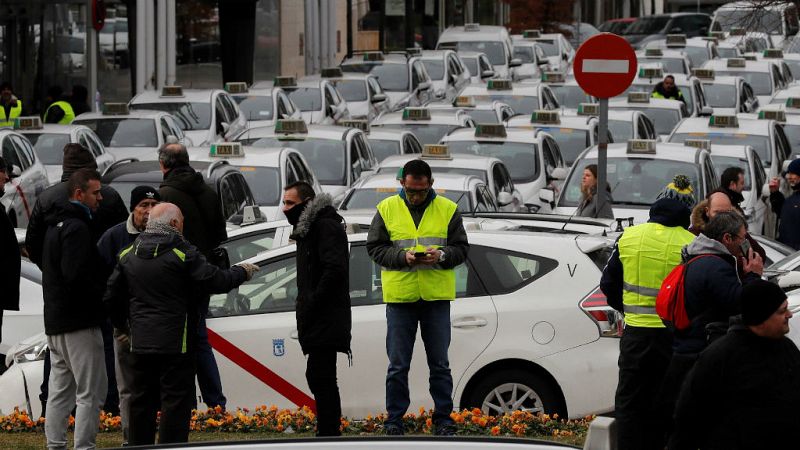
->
[[438, 249, 446, 262]]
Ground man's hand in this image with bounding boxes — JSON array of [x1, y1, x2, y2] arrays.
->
[[769, 177, 780, 193], [416, 247, 441, 266], [236, 262, 260, 281], [405, 250, 417, 266], [115, 332, 130, 346], [742, 248, 764, 276]]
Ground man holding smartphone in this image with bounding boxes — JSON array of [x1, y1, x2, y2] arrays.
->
[[367, 159, 470, 436]]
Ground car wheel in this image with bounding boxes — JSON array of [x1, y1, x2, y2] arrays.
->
[[465, 369, 566, 417]]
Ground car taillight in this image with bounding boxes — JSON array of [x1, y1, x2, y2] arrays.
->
[[580, 287, 623, 338]]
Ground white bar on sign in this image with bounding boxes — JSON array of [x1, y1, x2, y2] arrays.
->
[[582, 59, 630, 74]]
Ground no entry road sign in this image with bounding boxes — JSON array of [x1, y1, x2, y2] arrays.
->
[[573, 33, 637, 99]]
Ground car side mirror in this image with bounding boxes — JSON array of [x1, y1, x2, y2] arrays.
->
[[481, 69, 495, 79], [700, 106, 713, 117], [220, 122, 230, 134], [549, 167, 568, 181], [417, 81, 431, 92], [539, 188, 555, 204], [371, 93, 387, 104], [562, 53, 569, 61], [509, 58, 523, 68], [497, 191, 514, 206], [8, 164, 21, 179]]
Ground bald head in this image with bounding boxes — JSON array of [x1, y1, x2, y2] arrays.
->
[[706, 191, 734, 220], [147, 202, 184, 233], [158, 142, 190, 173]]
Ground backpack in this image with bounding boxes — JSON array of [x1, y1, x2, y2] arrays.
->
[[656, 255, 719, 330]]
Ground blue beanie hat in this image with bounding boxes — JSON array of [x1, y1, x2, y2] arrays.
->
[[788, 159, 800, 176]]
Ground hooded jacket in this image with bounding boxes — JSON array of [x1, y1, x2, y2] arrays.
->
[[290, 194, 352, 355], [104, 229, 247, 354], [97, 213, 141, 269], [41, 201, 106, 335], [674, 234, 760, 354], [159, 166, 227, 256], [689, 199, 767, 263]]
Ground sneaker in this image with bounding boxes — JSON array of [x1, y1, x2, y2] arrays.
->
[[383, 424, 404, 435], [434, 424, 457, 436]]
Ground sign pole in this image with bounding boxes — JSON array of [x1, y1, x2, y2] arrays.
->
[[597, 98, 608, 214]]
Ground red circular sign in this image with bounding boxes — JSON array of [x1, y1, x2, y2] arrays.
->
[[573, 33, 637, 99]]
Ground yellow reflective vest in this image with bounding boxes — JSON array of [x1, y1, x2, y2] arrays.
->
[[0, 100, 22, 127], [377, 194, 457, 303], [44, 101, 75, 125], [618, 222, 695, 328]]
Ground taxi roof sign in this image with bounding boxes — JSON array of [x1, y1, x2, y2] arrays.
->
[[627, 139, 657, 154], [402, 107, 431, 121], [102, 103, 130, 115], [224, 82, 248, 94], [708, 115, 738, 128], [339, 119, 370, 133], [763, 48, 784, 59], [422, 144, 452, 159], [209, 142, 244, 158], [530, 110, 560, 124], [274, 119, 308, 134], [454, 96, 475, 107], [405, 47, 422, 56], [627, 92, 650, 103], [730, 27, 746, 36], [161, 86, 184, 97], [786, 97, 800, 108], [743, 54, 758, 61], [727, 58, 746, 68], [321, 67, 343, 78], [274, 76, 297, 88], [759, 110, 786, 122], [665, 34, 687, 47], [541, 71, 565, 83], [13, 116, 42, 130], [692, 68, 715, 80], [577, 103, 599, 116], [523, 29, 542, 39], [709, 31, 726, 40], [487, 79, 512, 90], [684, 139, 710, 150], [644, 48, 663, 57], [363, 52, 384, 62], [638, 67, 663, 79], [474, 123, 507, 138], [464, 23, 481, 32]]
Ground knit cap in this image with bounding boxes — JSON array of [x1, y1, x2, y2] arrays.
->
[[787, 158, 800, 176], [129, 185, 161, 211], [62, 144, 97, 177], [741, 280, 787, 326], [657, 174, 695, 209]]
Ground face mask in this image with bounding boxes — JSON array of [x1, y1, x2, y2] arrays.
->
[[284, 201, 308, 226]]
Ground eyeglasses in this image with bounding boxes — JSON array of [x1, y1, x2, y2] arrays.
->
[[405, 187, 430, 196]]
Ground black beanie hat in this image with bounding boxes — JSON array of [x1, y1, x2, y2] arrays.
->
[[129, 185, 161, 211], [741, 280, 787, 326], [61, 144, 97, 180]]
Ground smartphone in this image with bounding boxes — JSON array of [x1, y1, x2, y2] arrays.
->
[[414, 252, 427, 258], [740, 239, 751, 258]]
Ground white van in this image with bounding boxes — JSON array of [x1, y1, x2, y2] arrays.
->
[[711, 1, 800, 49]]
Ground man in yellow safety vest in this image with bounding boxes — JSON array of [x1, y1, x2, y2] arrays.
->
[[0, 82, 22, 127], [367, 159, 469, 436], [43, 86, 75, 125]]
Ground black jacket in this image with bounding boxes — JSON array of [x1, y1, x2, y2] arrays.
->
[[0, 208, 20, 312], [775, 189, 800, 250], [41, 201, 106, 335], [159, 166, 227, 256], [671, 325, 800, 449], [291, 194, 352, 355], [26, 181, 128, 268], [104, 230, 247, 354], [96, 215, 139, 269]]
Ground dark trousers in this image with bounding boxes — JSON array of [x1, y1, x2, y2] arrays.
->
[[128, 352, 196, 445], [615, 326, 673, 450], [196, 317, 226, 409], [101, 320, 120, 416], [306, 350, 342, 436], [660, 353, 700, 450], [385, 300, 455, 429]]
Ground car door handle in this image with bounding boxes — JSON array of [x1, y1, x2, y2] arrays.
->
[[452, 318, 488, 328], [290, 330, 299, 340]]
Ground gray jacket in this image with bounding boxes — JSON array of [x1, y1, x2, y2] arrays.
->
[[576, 186, 614, 219]]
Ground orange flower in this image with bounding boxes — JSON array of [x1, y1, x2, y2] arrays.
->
[[491, 426, 501, 436]]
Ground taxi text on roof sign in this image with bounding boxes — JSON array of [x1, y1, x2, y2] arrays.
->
[[627, 92, 650, 103], [422, 144, 452, 159], [530, 110, 560, 124], [786, 97, 800, 108], [474, 123, 507, 138], [321, 67, 343, 78], [454, 96, 475, 107], [692, 68, 715, 80], [523, 29, 541, 39], [541, 71, 565, 83], [638, 67, 663, 79], [103, 103, 130, 115], [666, 34, 687, 47], [644, 48, 662, 57], [225, 82, 248, 94], [709, 31, 726, 40], [730, 27, 746, 36], [13, 116, 42, 130], [487, 79, 512, 91], [464, 23, 480, 32], [274, 119, 308, 134], [403, 107, 431, 121], [684, 139, 710, 150], [743, 54, 757, 61], [363, 51, 384, 62], [161, 86, 184, 97], [759, 110, 786, 122], [763, 49, 784, 59], [210, 142, 244, 157], [727, 58, 746, 68], [627, 139, 657, 154], [274, 76, 297, 88], [339, 119, 370, 133], [708, 115, 738, 128], [577, 103, 599, 116]]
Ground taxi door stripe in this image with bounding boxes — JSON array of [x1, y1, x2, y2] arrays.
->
[[206, 328, 317, 411], [14, 181, 31, 217]]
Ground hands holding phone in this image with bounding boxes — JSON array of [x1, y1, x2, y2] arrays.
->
[[741, 247, 764, 276], [405, 247, 441, 266]]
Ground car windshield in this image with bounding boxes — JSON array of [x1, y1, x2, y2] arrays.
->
[[670, 133, 772, 164], [786, 60, 800, 79], [721, 71, 772, 96], [608, 119, 634, 141], [703, 84, 738, 108], [781, 123, 800, 158], [343, 188, 471, 211], [332, 80, 368, 102], [512, 46, 535, 64], [233, 95, 274, 121], [445, 141, 539, 183], [534, 39, 559, 57], [559, 157, 702, 207], [683, 46, 710, 67], [24, 133, 72, 165], [715, 9, 783, 34], [374, 124, 461, 146], [421, 60, 445, 80], [129, 102, 210, 130], [710, 155, 752, 190], [637, 57, 686, 74], [236, 166, 281, 205], [465, 110, 500, 124], [286, 88, 322, 111], [238, 137, 346, 185], [627, 16, 670, 34], [369, 64, 410, 92], [74, 118, 158, 147], [369, 139, 402, 161], [549, 85, 592, 109], [462, 57, 479, 76], [470, 94, 538, 115], [625, 107, 681, 135], [447, 41, 506, 66], [534, 127, 591, 166], [717, 47, 739, 58]]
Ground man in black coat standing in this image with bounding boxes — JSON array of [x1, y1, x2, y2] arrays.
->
[[282, 181, 351, 437], [0, 157, 20, 353]]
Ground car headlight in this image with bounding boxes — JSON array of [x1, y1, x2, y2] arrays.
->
[[12, 337, 48, 365]]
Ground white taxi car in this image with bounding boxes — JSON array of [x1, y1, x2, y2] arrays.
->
[[702, 57, 784, 105], [537, 71, 592, 110], [643, 35, 719, 68], [13, 117, 115, 185], [437, 23, 520, 79], [554, 140, 719, 224], [459, 79, 560, 116], [234, 120, 378, 200], [456, 51, 497, 83], [74, 105, 190, 161], [510, 33, 550, 80], [417, 50, 471, 102], [281, 74, 351, 125], [690, 69, 759, 114], [428, 96, 517, 124], [360, 126, 423, 162], [0, 128, 49, 228], [506, 109, 602, 166], [129, 86, 247, 145], [371, 107, 474, 146], [635, 48, 692, 75], [607, 110, 658, 142], [316, 72, 392, 122], [608, 92, 689, 139], [340, 51, 434, 109], [188, 142, 322, 221], [622, 66, 713, 117], [531, 33, 575, 71], [225, 81, 302, 128]]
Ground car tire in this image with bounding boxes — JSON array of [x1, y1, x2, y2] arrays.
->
[[465, 369, 567, 417]]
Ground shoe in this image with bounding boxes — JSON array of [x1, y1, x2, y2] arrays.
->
[[383, 424, 404, 435], [434, 424, 457, 436]]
